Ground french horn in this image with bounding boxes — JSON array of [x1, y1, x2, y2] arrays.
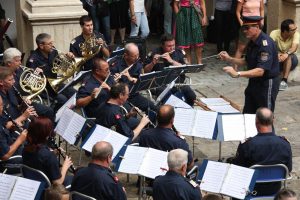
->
[[19, 66, 47, 100], [79, 33, 103, 61]]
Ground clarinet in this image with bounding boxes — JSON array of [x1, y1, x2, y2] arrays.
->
[[48, 137, 76, 174], [127, 102, 156, 127], [2, 108, 23, 135], [0, 18, 13, 42]]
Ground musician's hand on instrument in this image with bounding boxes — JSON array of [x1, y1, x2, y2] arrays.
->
[[127, 108, 137, 118], [66, 52, 75, 59], [20, 129, 28, 142], [152, 54, 160, 64], [91, 88, 99, 99], [101, 82, 111, 90], [223, 66, 239, 78], [219, 51, 230, 61], [114, 73, 121, 81], [36, 67, 44, 74], [162, 52, 172, 63], [140, 114, 150, 126], [96, 38, 104, 46], [24, 98, 32, 105], [62, 155, 73, 170]]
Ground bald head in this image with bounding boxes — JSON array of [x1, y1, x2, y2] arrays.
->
[[124, 43, 139, 54], [91, 141, 113, 161], [256, 107, 274, 126], [157, 105, 175, 126]]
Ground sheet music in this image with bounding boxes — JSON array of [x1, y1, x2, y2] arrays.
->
[[0, 174, 17, 200], [62, 111, 86, 144], [218, 114, 246, 141], [165, 95, 192, 109], [82, 125, 110, 152], [102, 131, 128, 159], [10, 177, 41, 200], [55, 93, 76, 122], [220, 164, 255, 199], [118, 146, 148, 174], [192, 110, 218, 139], [207, 105, 240, 114], [55, 107, 74, 135], [138, 148, 168, 179], [244, 114, 257, 138], [200, 98, 230, 106], [173, 108, 195, 135], [200, 161, 229, 193]]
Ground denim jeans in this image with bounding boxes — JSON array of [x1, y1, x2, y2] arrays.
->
[[130, 12, 150, 38], [163, 0, 172, 34], [100, 15, 111, 44], [89, 5, 100, 32]]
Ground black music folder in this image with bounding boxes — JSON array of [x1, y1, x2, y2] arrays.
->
[[164, 64, 205, 74]]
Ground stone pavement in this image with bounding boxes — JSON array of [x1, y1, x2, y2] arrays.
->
[[70, 35, 300, 199]]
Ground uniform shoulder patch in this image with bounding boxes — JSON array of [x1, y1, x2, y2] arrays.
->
[[70, 39, 76, 45], [262, 40, 268, 46], [115, 114, 122, 120], [186, 179, 198, 188], [260, 52, 269, 62], [280, 136, 290, 143]]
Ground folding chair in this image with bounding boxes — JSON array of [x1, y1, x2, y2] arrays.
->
[[0, 155, 22, 174], [21, 164, 51, 189], [247, 164, 290, 199], [70, 191, 96, 200]]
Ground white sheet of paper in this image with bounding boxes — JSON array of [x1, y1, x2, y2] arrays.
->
[[82, 125, 110, 152], [102, 131, 128, 160], [208, 105, 240, 114], [220, 164, 255, 199], [118, 146, 148, 174], [165, 95, 192, 109], [200, 98, 230, 106], [244, 114, 257, 138], [55, 93, 76, 122], [0, 174, 17, 200], [218, 114, 246, 141], [9, 177, 41, 200], [200, 161, 229, 193], [55, 107, 74, 135], [192, 110, 217, 139], [138, 148, 168, 179], [173, 108, 195, 135], [62, 111, 86, 144]]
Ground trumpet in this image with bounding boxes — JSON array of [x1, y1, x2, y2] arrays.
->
[[94, 72, 111, 99], [127, 102, 156, 127]]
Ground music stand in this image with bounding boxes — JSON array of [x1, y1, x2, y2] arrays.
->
[[130, 70, 171, 94], [164, 64, 205, 74]]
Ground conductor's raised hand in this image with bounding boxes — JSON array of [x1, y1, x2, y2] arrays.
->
[[219, 51, 230, 61], [223, 66, 239, 78]]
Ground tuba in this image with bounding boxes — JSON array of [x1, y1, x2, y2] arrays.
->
[[19, 66, 47, 100], [79, 33, 103, 61], [48, 52, 84, 93]]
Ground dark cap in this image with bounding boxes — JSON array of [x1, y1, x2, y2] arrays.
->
[[242, 16, 263, 25]]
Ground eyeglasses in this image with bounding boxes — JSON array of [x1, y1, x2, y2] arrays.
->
[[42, 41, 54, 46], [241, 25, 257, 31], [289, 27, 297, 32]]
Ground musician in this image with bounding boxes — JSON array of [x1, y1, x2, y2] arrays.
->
[[22, 116, 73, 186], [139, 105, 194, 168], [76, 58, 114, 118], [110, 42, 157, 113], [144, 34, 196, 106], [71, 141, 126, 200], [231, 107, 292, 195], [26, 34, 76, 109], [153, 149, 202, 200], [0, 67, 41, 129], [0, 95, 27, 173], [219, 16, 280, 114], [95, 82, 150, 141], [70, 15, 110, 71]]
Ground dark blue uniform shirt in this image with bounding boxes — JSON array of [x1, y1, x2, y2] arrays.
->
[[139, 127, 193, 165], [26, 49, 58, 79], [95, 102, 134, 138], [76, 75, 115, 118], [232, 132, 292, 196], [232, 132, 292, 171], [69, 32, 107, 71], [0, 125, 22, 158], [153, 171, 201, 200], [22, 144, 61, 182], [71, 163, 127, 200], [0, 89, 22, 122]]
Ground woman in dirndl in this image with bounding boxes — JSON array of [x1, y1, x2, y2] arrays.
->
[[173, 0, 207, 64]]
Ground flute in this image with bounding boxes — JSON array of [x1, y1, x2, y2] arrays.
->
[[114, 58, 140, 82], [94, 72, 111, 99], [127, 102, 156, 127]]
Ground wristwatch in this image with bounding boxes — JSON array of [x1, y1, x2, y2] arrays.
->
[[235, 71, 241, 78], [287, 51, 292, 55]]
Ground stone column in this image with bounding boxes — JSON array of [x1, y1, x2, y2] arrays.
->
[[16, 0, 87, 60]]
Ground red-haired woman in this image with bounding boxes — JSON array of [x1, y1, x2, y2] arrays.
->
[[22, 117, 73, 186]]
